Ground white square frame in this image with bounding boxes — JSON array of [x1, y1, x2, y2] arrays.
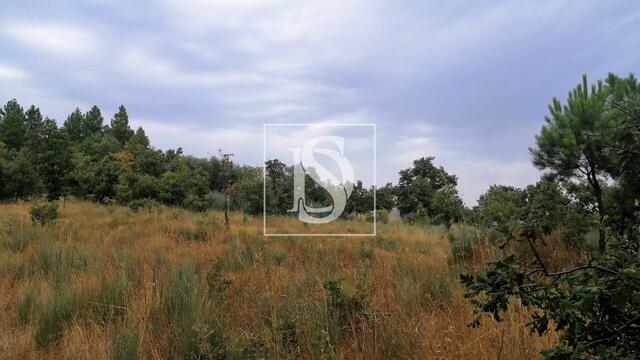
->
[[263, 123, 376, 237]]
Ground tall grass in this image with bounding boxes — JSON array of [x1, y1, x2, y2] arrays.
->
[[0, 201, 557, 359]]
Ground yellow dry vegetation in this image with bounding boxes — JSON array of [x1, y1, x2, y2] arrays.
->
[[0, 201, 556, 359]]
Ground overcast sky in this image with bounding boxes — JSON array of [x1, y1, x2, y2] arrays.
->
[[1, 0, 638, 204]]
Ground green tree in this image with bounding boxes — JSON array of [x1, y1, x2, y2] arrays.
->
[[91, 156, 123, 202], [3, 149, 41, 200], [375, 183, 396, 211], [24, 105, 44, 145], [63, 108, 85, 142], [395, 156, 457, 217], [530, 75, 614, 253], [158, 172, 187, 205], [475, 185, 526, 228], [130, 127, 150, 148], [431, 185, 464, 226], [603, 73, 640, 239], [110, 105, 134, 145], [35, 119, 72, 200], [0, 99, 26, 150], [83, 105, 104, 135]]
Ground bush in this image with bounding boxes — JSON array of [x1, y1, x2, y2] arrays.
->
[[366, 209, 389, 224], [270, 247, 286, 266], [183, 194, 209, 212], [205, 258, 232, 302], [322, 278, 368, 339], [206, 191, 226, 211], [34, 288, 73, 346], [420, 271, 452, 306], [162, 263, 198, 324], [128, 198, 160, 212], [175, 224, 208, 242], [1, 217, 40, 252], [111, 327, 139, 360], [18, 285, 36, 325], [94, 274, 130, 321], [449, 229, 473, 262], [30, 202, 59, 225]]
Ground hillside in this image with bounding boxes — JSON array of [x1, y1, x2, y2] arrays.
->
[[0, 201, 556, 359]]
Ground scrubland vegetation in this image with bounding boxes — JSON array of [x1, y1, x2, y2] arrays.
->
[[1, 201, 562, 359]]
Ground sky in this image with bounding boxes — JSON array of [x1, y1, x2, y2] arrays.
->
[[1, 0, 638, 205]]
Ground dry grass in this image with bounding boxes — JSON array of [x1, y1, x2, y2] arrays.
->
[[0, 201, 556, 359]]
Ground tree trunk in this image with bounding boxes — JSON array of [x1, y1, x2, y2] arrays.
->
[[224, 193, 229, 226], [590, 173, 606, 253]]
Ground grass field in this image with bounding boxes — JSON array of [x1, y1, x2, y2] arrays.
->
[[0, 201, 557, 359]]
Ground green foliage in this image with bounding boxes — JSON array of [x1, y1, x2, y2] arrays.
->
[[1, 217, 40, 252], [18, 284, 36, 325], [448, 227, 474, 262], [367, 209, 389, 223], [94, 273, 130, 321], [322, 278, 369, 341], [205, 257, 232, 301], [162, 262, 198, 325], [461, 220, 640, 359], [0, 99, 26, 150], [269, 247, 287, 265], [111, 327, 139, 360], [475, 180, 591, 247], [128, 198, 160, 212], [30, 202, 59, 225], [396, 156, 458, 217], [34, 287, 73, 346], [175, 223, 208, 241], [110, 105, 134, 145], [530, 75, 615, 252]]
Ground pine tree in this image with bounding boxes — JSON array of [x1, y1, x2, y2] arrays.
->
[[64, 108, 85, 142], [130, 127, 150, 148], [110, 105, 134, 145], [0, 99, 26, 150], [83, 105, 104, 135], [530, 75, 614, 253]]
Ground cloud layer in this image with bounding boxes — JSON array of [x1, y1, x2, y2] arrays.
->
[[1, 0, 638, 204]]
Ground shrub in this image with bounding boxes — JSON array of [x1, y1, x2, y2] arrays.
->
[[420, 271, 452, 306], [227, 335, 265, 360], [206, 191, 226, 211], [357, 242, 374, 262], [111, 327, 138, 360], [366, 209, 389, 224], [205, 258, 232, 302], [448, 225, 476, 262], [94, 274, 130, 321], [128, 198, 160, 212], [162, 263, 198, 324], [30, 245, 90, 283], [270, 247, 287, 266], [277, 314, 299, 355], [374, 235, 398, 252], [18, 285, 36, 325], [183, 194, 209, 212], [30, 202, 59, 225], [1, 217, 40, 252], [322, 279, 368, 339], [34, 288, 73, 346], [175, 224, 208, 242]]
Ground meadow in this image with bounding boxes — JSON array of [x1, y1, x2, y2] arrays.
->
[[0, 201, 558, 359]]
